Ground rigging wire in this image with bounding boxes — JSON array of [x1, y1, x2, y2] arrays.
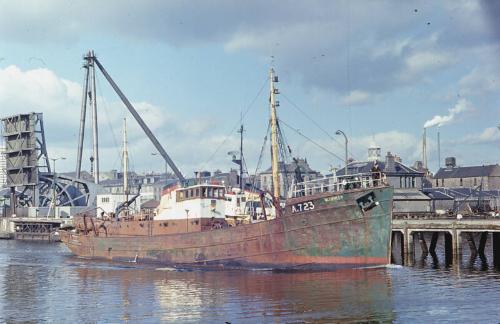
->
[[95, 73, 123, 171], [251, 121, 271, 191], [278, 118, 345, 163], [276, 120, 293, 193], [205, 77, 268, 164], [280, 92, 358, 161], [280, 92, 343, 148]]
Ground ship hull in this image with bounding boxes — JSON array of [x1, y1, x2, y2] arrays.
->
[[61, 186, 393, 271]]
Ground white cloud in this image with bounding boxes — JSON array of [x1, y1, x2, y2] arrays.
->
[[423, 98, 472, 128], [356, 131, 419, 162], [459, 67, 500, 95], [404, 51, 454, 76], [340, 90, 373, 106], [0, 65, 265, 175], [457, 127, 500, 144]]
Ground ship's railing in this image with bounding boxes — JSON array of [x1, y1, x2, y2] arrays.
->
[[289, 172, 386, 198]]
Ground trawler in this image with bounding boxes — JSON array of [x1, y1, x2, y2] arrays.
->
[[60, 53, 393, 270]]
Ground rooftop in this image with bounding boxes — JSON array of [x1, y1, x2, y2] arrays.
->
[[434, 164, 500, 179], [336, 160, 423, 176]]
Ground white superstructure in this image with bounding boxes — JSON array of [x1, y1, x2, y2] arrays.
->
[[96, 193, 141, 217], [156, 183, 226, 220]]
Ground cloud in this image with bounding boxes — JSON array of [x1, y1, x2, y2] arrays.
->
[[459, 67, 500, 95], [340, 90, 373, 106], [423, 98, 472, 128], [403, 50, 454, 77], [0, 65, 262, 175], [1, 1, 496, 97], [456, 126, 500, 145], [355, 131, 420, 162]]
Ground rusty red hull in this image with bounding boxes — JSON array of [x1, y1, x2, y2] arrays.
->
[[60, 186, 393, 270]]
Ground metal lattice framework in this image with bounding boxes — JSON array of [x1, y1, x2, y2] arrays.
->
[[1, 113, 51, 209], [1, 113, 50, 187]]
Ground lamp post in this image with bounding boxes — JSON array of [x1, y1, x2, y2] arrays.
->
[[50, 157, 66, 217], [335, 130, 348, 175]]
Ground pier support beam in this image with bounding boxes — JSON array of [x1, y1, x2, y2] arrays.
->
[[404, 229, 414, 266], [399, 231, 405, 265], [465, 232, 477, 255], [453, 230, 462, 258], [418, 232, 428, 257], [444, 232, 453, 265], [493, 233, 500, 269], [478, 232, 488, 255], [429, 232, 439, 253]]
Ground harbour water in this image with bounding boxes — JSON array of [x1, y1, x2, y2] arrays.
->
[[0, 240, 499, 323]]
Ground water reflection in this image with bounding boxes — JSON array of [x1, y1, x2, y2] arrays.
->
[[70, 265, 395, 323], [2, 240, 500, 322]]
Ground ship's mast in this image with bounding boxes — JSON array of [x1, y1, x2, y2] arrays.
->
[[238, 124, 244, 190], [89, 51, 100, 184], [269, 68, 280, 199], [123, 118, 129, 199]]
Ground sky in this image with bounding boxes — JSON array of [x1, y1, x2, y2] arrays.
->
[[0, 0, 499, 178]]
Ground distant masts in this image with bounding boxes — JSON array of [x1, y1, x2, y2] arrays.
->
[[123, 118, 129, 197]]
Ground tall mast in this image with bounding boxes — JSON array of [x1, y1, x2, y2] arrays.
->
[[238, 124, 244, 190], [90, 51, 100, 184], [123, 118, 129, 198], [269, 68, 280, 199], [76, 55, 90, 179]]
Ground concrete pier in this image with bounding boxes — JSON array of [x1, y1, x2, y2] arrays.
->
[[392, 215, 500, 265]]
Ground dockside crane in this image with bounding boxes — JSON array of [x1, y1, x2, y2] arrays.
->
[[75, 50, 185, 183]]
